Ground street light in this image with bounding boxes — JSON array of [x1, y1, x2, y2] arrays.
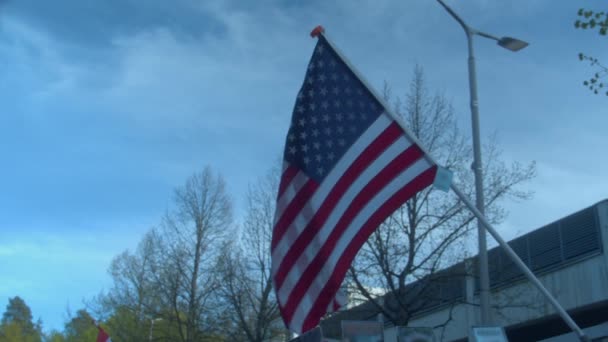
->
[[436, 0, 528, 325], [149, 317, 162, 342]]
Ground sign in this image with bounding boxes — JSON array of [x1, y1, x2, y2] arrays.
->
[[342, 321, 384, 342], [470, 326, 508, 342], [397, 327, 435, 342], [291, 327, 323, 342]]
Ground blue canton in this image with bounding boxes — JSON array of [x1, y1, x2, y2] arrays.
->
[[284, 36, 384, 183]]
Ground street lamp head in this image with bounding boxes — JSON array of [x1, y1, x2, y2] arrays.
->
[[497, 37, 529, 52]]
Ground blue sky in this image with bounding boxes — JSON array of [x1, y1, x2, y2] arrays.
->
[[1, 0, 606, 332]]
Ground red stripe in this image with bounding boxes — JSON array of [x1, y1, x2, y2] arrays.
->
[[301, 166, 437, 332], [272, 178, 319, 250], [277, 165, 299, 199], [273, 122, 403, 290], [282, 144, 426, 323]]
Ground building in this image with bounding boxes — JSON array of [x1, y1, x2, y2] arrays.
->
[[320, 199, 608, 341]]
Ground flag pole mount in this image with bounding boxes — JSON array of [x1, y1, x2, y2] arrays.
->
[[310, 25, 325, 38]]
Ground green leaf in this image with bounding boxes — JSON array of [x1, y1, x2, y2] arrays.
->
[[578, 8, 584, 16]]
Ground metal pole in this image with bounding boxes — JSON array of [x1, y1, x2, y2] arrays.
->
[[436, 0, 490, 324], [450, 186, 589, 341], [149, 318, 155, 342], [465, 30, 492, 325]]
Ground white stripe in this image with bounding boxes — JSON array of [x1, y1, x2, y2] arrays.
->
[[271, 114, 392, 273], [290, 158, 433, 332], [277, 134, 413, 304], [273, 171, 309, 227]]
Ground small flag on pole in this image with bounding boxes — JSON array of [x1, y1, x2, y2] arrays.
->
[[271, 26, 438, 334], [96, 325, 111, 342]]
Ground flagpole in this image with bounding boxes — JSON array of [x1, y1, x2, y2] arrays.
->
[[312, 26, 589, 342]]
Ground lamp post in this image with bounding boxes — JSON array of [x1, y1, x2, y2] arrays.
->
[[149, 318, 162, 342], [436, 0, 528, 325]]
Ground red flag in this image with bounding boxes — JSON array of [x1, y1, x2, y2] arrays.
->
[[271, 32, 437, 333], [97, 325, 111, 342]]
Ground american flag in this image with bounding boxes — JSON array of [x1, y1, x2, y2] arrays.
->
[[96, 325, 111, 342], [271, 33, 437, 334]]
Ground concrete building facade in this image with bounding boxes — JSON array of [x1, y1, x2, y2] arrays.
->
[[320, 200, 608, 341]]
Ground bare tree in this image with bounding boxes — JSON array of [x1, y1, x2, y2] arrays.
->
[[95, 167, 233, 342], [161, 167, 233, 342], [346, 66, 536, 326], [217, 167, 285, 342]]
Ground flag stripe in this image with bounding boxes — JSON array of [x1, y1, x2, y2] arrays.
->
[[274, 171, 311, 226], [273, 121, 403, 291], [282, 144, 427, 323], [301, 166, 437, 331], [271, 115, 392, 260], [276, 132, 415, 304], [278, 165, 299, 199], [271, 179, 319, 249], [289, 159, 435, 332]]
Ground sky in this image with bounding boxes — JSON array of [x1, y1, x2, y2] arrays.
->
[[0, 0, 606, 333]]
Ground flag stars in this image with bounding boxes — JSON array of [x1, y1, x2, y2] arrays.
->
[[285, 41, 385, 181]]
